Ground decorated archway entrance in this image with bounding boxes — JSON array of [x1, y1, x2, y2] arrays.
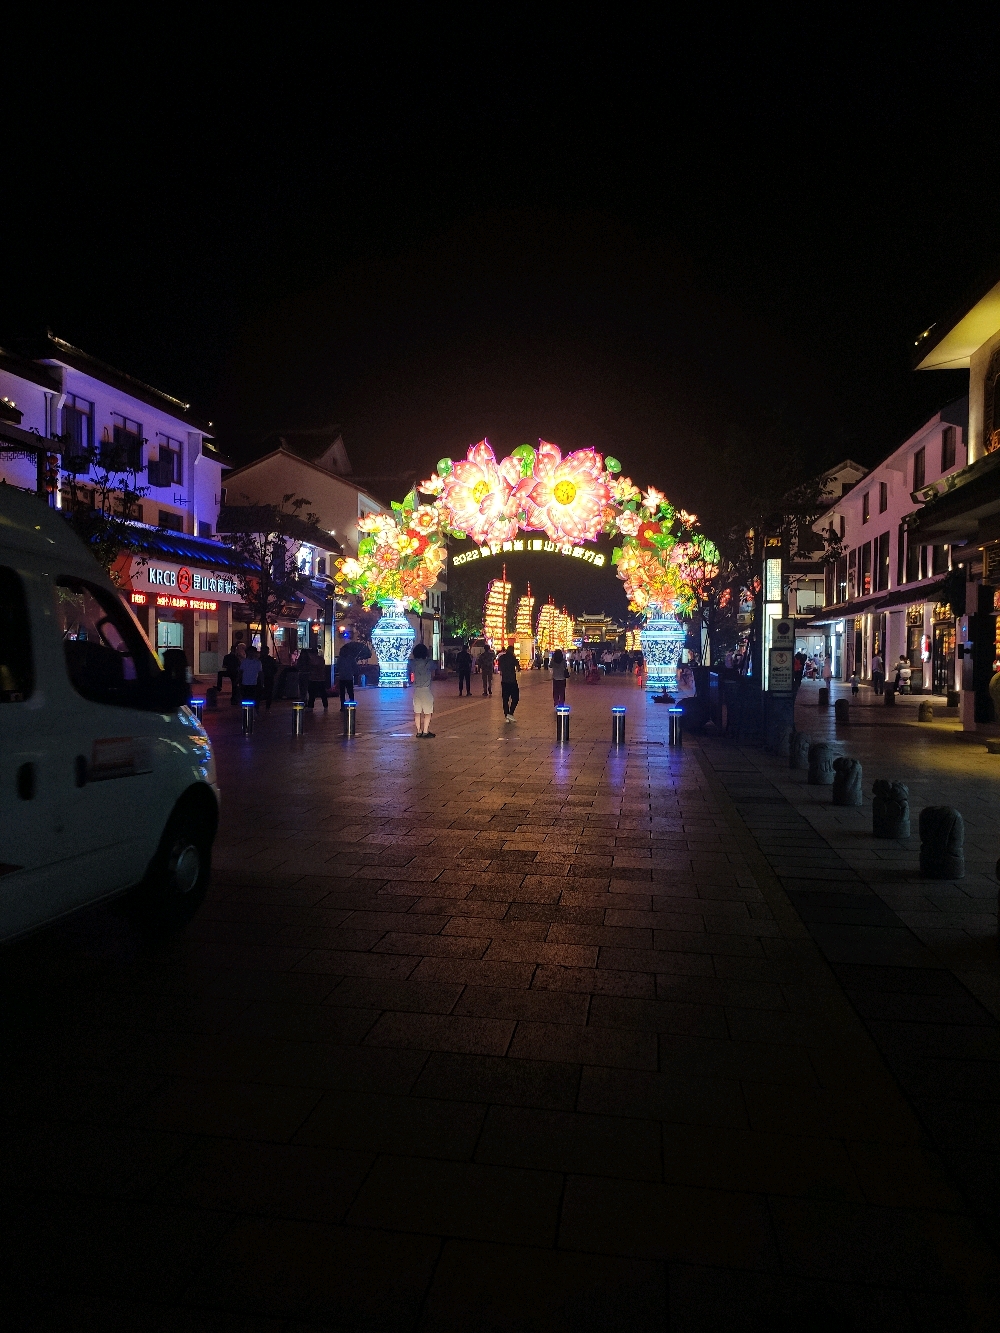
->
[[335, 439, 719, 689]]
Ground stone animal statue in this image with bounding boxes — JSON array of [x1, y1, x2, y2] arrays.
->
[[872, 781, 909, 838], [919, 806, 965, 879], [808, 742, 835, 786], [790, 732, 811, 770], [832, 757, 863, 806]]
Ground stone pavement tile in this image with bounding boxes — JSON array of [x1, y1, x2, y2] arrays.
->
[[440, 916, 550, 941], [725, 1005, 847, 1048], [0, 1122, 191, 1198], [741, 1081, 925, 1145], [661, 1122, 863, 1200], [418, 1239, 667, 1333], [845, 1141, 966, 1211], [887, 1055, 1000, 1102], [141, 1079, 322, 1142], [293, 1089, 485, 1158], [532, 964, 656, 998], [412, 1051, 580, 1110], [411, 957, 537, 988], [558, 1175, 779, 1270], [410, 896, 507, 918], [452, 984, 589, 1024], [865, 1017, 1000, 1063], [292, 949, 419, 979], [475, 1103, 661, 1180], [363, 1010, 515, 1056], [588, 994, 729, 1039], [483, 940, 599, 967], [6, 1292, 288, 1333], [3, 1191, 234, 1305], [152, 1139, 373, 1223], [347, 1155, 563, 1246], [224, 1000, 380, 1045], [660, 1033, 820, 1086], [577, 1065, 747, 1128], [181, 1216, 439, 1326], [258, 1041, 428, 1095], [508, 1020, 658, 1070], [336, 909, 449, 934], [373, 931, 489, 959], [655, 973, 787, 1009], [546, 922, 653, 948], [323, 976, 463, 1014]]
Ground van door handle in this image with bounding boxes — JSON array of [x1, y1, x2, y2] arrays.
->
[[16, 763, 36, 800], [74, 755, 88, 787]]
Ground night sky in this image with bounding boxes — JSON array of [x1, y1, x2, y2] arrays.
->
[[5, 16, 997, 601]]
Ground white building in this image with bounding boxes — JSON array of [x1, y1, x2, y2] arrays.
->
[[807, 399, 969, 692]]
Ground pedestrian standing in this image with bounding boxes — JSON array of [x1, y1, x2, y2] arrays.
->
[[409, 642, 435, 737], [550, 648, 567, 705], [456, 644, 473, 696], [337, 641, 358, 709], [479, 644, 495, 696], [260, 645, 278, 710], [303, 648, 330, 711], [498, 643, 520, 721], [220, 646, 240, 703], [822, 656, 833, 689], [871, 652, 884, 696], [239, 646, 264, 706]]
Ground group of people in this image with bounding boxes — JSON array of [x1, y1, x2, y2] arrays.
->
[[217, 640, 340, 711]]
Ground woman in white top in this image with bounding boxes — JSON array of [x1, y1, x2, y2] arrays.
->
[[409, 643, 435, 738]]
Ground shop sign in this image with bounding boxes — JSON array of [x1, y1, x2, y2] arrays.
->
[[768, 648, 794, 695], [994, 589, 1000, 613], [143, 562, 239, 597], [131, 592, 218, 611], [452, 541, 606, 567], [906, 604, 924, 626]]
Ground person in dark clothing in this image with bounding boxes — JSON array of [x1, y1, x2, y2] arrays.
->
[[260, 645, 279, 710], [479, 645, 495, 695], [550, 648, 567, 705], [219, 647, 239, 701], [301, 648, 330, 710], [456, 645, 473, 695], [498, 644, 519, 721], [337, 642, 358, 708]]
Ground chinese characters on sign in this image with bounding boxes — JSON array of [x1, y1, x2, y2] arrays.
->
[[452, 540, 607, 569]]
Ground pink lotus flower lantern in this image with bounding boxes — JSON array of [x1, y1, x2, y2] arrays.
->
[[516, 440, 611, 544], [439, 440, 521, 545]]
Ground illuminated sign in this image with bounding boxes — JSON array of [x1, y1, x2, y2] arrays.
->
[[131, 592, 218, 611], [452, 539, 606, 569], [145, 563, 238, 596], [765, 557, 782, 602]]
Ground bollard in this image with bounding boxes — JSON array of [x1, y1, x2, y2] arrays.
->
[[611, 706, 626, 746], [241, 700, 255, 736], [834, 698, 850, 724], [919, 806, 964, 878], [872, 781, 909, 838], [790, 732, 811, 770], [205, 686, 219, 710], [292, 701, 305, 735], [343, 700, 357, 737], [555, 704, 570, 745], [668, 707, 683, 747], [190, 698, 205, 723], [818, 686, 830, 707], [918, 701, 934, 722], [832, 757, 863, 806], [884, 684, 895, 707], [808, 742, 835, 785]]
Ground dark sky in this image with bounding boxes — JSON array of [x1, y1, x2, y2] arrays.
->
[[5, 14, 998, 557]]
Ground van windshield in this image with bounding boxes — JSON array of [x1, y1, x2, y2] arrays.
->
[[54, 576, 164, 710]]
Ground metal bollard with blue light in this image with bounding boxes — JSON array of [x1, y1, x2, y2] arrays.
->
[[556, 704, 570, 745], [612, 705, 626, 746], [241, 700, 256, 736], [191, 698, 205, 723], [343, 701, 357, 737], [668, 706, 683, 746], [292, 701, 305, 735]]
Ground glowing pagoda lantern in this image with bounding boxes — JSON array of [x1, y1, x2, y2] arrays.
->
[[371, 599, 416, 688], [483, 566, 512, 650], [535, 596, 559, 655], [514, 582, 535, 666], [555, 607, 575, 652], [640, 605, 686, 694]]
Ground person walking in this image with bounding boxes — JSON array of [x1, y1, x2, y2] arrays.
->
[[260, 645, 279, 710], [479, 644, 496, 696], [849, 670, 860, 698], [302, 648, 330, 711], [337, 641, 358, 709], [456, 644, 473, 696], [239, 646, 264, 706], [498, 642, 520, 721], [871, 652, 884, 696], [550, 647, 567, 705], [409, 642, 435, 737]]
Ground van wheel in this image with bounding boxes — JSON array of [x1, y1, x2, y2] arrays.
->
[[139, 802, 213, 927]]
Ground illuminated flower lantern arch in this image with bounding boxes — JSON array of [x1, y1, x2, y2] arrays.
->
[[335, 438, 718, 691]]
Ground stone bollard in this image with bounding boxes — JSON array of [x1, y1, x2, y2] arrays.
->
[[205, 686, 219, 710], [808, 742, 836, 785], [872, 781, 909, 838], [919, 806, 965, 879], [884, 684, 895, 707], [832, 757, 863, 806], [918, 701, 934, 722], [818, 687, 830, 707], [790, 732, 811, 770], [834, 697, 850, 724]]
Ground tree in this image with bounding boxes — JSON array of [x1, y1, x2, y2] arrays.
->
[[60, 443, 150, 582], [217, 493, 328, 652], [444, 582, 484, 641]]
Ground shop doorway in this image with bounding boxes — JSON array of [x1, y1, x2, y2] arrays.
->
[[932, 623, 955, 696]]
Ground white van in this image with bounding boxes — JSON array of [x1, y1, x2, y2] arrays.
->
[[0, 486, 219, 942]]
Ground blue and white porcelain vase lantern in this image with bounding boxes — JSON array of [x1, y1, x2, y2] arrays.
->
[[371, 600, 415, 688], [640, 605, 686, 694]]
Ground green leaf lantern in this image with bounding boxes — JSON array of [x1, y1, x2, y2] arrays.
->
[[605, 457, 622, 474], [436, 458, 453, 477], [511, 444, 537, 478]]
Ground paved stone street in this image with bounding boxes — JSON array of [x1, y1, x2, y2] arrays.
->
[[3, 671, 999, 1330]]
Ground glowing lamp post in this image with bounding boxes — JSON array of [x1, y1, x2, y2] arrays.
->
[[371, 600, 415, 688], [640, 606, 686, 694]]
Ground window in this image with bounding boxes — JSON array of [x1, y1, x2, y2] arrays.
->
[[913, 447, 925, 491], [156, 434, 183, 484], [862, 491, 870, 524], [932, 544, 950, 576], [876, 532, 890, 592], [158, 510, 184, 532], [101, 414, 143, 471], [835, 556, 847, 603], [54, 576, 163, 710], [860, 541, 872, 595], [847, 548, 857, 599], [61, 394, 94, 465], [896, 527, 905, 585], [839, 515, 845, 539], [905, 536, 921, 584], [198, 520, 212, 538], [941, 426, 956, 472], [879, 481, 888, 513], [0, 566, 34, 701]]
